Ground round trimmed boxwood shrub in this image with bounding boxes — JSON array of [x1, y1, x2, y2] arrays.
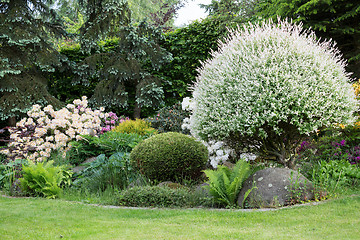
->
[[188, 19, 359, 169], [130, 132, 208, 182]]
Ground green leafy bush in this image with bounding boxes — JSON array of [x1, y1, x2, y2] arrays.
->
[[67, 132, 145, 166], [73, 152, 147, 192], [118, 185, 210, 208], [203, 159, 252, 207], [311, 160, 360, 192], [112, 119, 157, 136], [0, 152, 7, 164], [20, 161, 72, 199], [130, 132, 208, 182], [187, 19, 358, 169], [146, 102, 190, 134]]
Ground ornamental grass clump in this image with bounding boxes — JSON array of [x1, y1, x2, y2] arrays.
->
[[188, 19, 358, 169]]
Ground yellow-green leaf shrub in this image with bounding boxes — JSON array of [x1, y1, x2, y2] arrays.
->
[[112, 119, 157, 136], [353, 79, 360, 100]]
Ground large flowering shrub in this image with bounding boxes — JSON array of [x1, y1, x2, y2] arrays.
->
[[0, 97, 124, 162], [187, 20, 358, 169]]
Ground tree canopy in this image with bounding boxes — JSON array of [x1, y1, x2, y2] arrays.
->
[[74, 0, 172, 118]]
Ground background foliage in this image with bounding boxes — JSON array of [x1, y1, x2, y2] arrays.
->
[[157, 14, 247, 106]]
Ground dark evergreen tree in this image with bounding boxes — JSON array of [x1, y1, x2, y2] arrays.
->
[[257, 0, 360, 78], [0, 0, 67, 125], [77, 0, 172, 118]]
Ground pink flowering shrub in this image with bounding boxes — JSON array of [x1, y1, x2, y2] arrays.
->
[[0, 97, 124, 162], [298, 137, 360, 166], [100, 112, 129, 134]]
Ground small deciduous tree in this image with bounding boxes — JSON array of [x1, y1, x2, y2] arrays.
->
[[200, 0, 260, 19], [188, 20, 358, 169], [129, 0, 183, 30]]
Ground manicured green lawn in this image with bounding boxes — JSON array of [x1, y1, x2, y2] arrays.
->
[[1, 195, 359, 240]]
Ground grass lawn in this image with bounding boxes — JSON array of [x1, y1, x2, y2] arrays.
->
[[1, 195, 359, 240]]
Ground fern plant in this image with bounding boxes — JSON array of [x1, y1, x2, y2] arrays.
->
[[20, 161, 72, 199], [203, 159, 252, 207]]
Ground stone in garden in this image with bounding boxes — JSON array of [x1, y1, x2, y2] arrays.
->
[[71, 157, 97, 173], [237, 168, 314, 208], [194, 182, 211, 198]]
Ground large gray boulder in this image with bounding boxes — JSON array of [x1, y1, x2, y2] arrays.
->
[[237, 168, 314, 208]]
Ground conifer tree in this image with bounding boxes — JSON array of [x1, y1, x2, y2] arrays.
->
[[77, 0, 172, 118], [0, 0, 66, 125]]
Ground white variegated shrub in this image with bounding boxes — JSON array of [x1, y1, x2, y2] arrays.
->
[[182, 97, 256, 168], [187, 19, 359, 168]]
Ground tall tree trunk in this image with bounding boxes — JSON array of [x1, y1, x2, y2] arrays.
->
[[8, 116, 16, 127], [133, 102, 141, 119]]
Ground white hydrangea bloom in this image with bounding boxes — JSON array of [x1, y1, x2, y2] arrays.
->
[[239, 153, 257, 162], [181, 97, 195, 111], [201, 140, 235, 168]]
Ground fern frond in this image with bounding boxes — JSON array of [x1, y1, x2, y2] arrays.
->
[[203, 159, 252, 207]]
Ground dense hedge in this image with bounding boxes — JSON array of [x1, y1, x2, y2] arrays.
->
[[48, 44, 94, 104]]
